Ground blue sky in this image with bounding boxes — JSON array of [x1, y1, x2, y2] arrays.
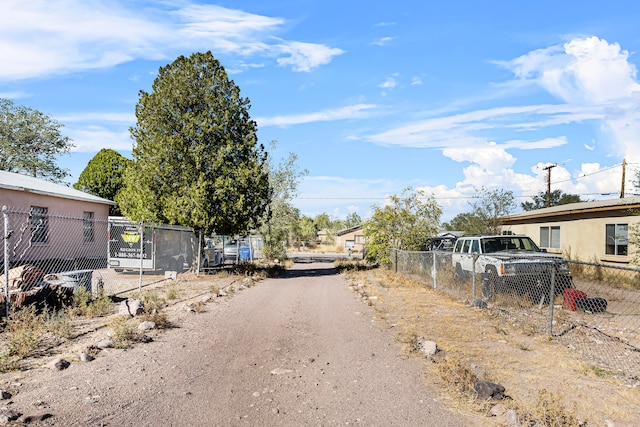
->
[[3, 1, 640, 223]]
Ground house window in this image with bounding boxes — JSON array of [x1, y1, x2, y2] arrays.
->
[[83, 211, 94, 242], [605, 223, 628, 256], [30, 206, 48, 244], [354, 234, 365, 244], [540, 226, 561, 249]]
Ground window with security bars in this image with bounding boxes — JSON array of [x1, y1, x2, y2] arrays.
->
[[354, 234, 365, 244], [83, 211, 95, 242], [605, 223, 627, 256], [30, 206, 48, 244], [540, 226, 560, 249]]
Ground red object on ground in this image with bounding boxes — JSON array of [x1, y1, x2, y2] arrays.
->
[[563, 289, 587, 311]]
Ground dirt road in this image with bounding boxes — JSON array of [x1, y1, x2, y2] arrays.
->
[[4, 262, 469, 426]]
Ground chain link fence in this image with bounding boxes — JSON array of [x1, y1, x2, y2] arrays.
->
[[391, 248, 640, 380], [1, 206, 263, 316]]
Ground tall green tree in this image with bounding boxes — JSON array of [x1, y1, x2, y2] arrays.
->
[[117, 51, 270, 235], [343, 212, 362, 228], [443, 212, 485, 235], [314, 213, 332, 231], [363, 187, 442, 265], [297, 216, 318, 243], [470, 187, 516, 235], [74, 148, 132, 215], [260, 143, 308, 260], [0, 98, 73, 183], [521, 189, 582, 211]]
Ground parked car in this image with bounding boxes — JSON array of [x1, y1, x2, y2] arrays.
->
[[223, 240, 239, 263], [424, 233, 458, 251], [202, 237, 223, 268], [451, 234, 573, 303]]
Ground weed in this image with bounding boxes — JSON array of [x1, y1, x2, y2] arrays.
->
[[587, 365, 613, 378], [520, 389, 580, 426], [191, 301, 206, 313], [143, 291, 161, 304], [43, 309, 75, 340], [165, 287, 178, 300], [107, 316, 137, 349], [0, 350, 19, 372], [4, 306, 44, 359], [433, 356, 478, 398], [140, 309, 170, 329], [68, 287, 113, 318], [334, 259, 373, 272]]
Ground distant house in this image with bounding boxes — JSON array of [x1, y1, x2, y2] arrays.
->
[[502, 197, 640, 267], [1, 170, 115, 270], [333, 225, 365, 253]]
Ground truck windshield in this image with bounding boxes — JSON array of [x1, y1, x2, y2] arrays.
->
[[481, 237, 540, 253]]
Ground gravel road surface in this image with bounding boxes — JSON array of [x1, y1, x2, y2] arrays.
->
[[6, 262, 468, 426]]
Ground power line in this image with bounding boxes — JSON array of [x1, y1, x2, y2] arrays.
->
[[294, 161, 637, 203]]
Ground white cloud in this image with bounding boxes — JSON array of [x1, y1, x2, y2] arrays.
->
[[366, 104, 581, 149], [502, 36, 640, 105], [372, 37, 394, 46], [66, 125, 133, 152], [411, 77, 423, 86], [275, 40, 344, 72], [57, 111, 136, 124], [256, 104, 377, 127], [379, 75, 397, 89], [443, 143, 516, 171], [0, 0, 343, 80], [0, 91, 29, 99]]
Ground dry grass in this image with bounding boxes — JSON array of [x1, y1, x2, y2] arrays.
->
[[347, 267, 640, 426]]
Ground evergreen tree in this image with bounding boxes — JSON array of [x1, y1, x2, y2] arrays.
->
[[74, 148, 132, 215], [117, 52, 270, 235]]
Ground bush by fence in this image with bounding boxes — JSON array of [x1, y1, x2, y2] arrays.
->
[[391, 248, 640, 381]]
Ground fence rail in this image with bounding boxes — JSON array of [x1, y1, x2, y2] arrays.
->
[[391, 248, 640, 381], [2, 206, 262, 316]]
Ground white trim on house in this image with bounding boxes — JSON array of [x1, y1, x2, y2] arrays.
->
[[0, 170, 115, 206]]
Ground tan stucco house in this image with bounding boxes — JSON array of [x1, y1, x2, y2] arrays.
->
[[502, 197, 640, 267], [333, 225, 365, 253], [1, 170, 115, 269]]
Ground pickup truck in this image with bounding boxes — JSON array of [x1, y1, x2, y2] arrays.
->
[[451, 234, 573, 303]]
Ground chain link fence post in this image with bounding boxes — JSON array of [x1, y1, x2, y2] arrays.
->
[[138, 222, 144, 292], [432, 251, 437, 289], [547, 264, 556, 336], [3, 206, 9, 317], [472, 253, 478, 303]]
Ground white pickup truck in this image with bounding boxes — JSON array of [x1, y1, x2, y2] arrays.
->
[[451, 234, 573, 303]]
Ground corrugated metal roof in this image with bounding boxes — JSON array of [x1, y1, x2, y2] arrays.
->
[[504, 196, 640, 221], [0, 170, 115, 205], [334, 225, 363, 236]]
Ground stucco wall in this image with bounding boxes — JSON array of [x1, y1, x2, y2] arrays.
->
[[504, 215, 640, 266], [334, 230, 365, 252], [2, 188, 110, 266]]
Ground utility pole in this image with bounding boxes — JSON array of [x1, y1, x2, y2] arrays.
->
[[543, 164, 557, 207], [620, 158, 626, 198]]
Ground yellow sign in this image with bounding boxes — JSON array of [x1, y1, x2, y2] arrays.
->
[[121, 231, 140, 246]]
